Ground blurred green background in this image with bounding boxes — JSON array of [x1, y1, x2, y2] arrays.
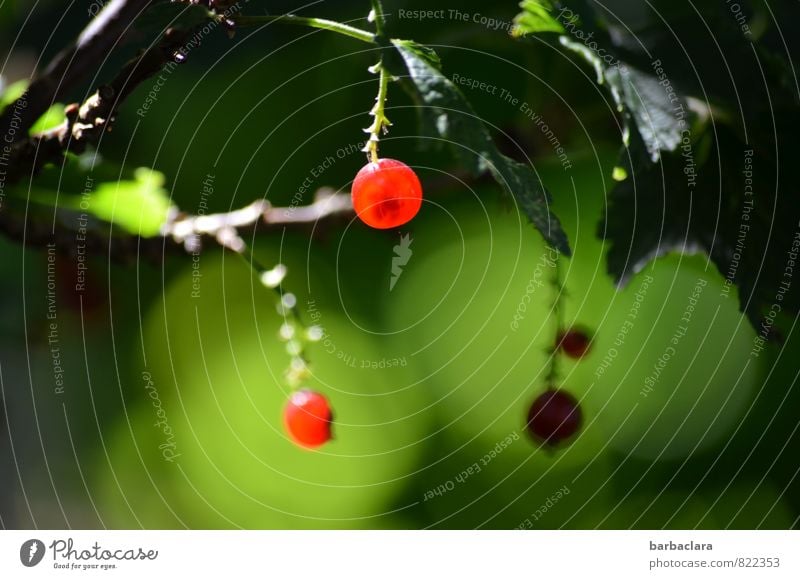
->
[[0, 0, 798, 529]]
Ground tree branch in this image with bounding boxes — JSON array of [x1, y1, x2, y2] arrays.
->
[[0, 189, 354, 263], [3, 4, 213, 186], [0, 1, 360, 263], [165, 188, 354, 254], [0, 0, 156, 145]]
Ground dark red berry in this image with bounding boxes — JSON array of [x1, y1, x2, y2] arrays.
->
[[526, 389, 582, 446], [557, 329, 592, 359], [283, 389, 333, 449], [352, 158, 423, 229]]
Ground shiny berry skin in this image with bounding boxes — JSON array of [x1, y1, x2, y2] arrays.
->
[[283, 390, 333, 449], [352, 158, 423, 229], [557, 329, 592, 359], [526, 389, 582, 447]]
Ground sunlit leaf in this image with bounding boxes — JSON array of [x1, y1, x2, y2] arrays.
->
[[27, 165, 173, 237], [84, 168, 173, 237], [512, 0, 566, 36], [0, 79, 67, 134], [0, 78, 27, 110]]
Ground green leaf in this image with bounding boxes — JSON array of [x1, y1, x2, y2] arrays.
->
[[602, 135, 698, 288], [390, 39, 570, 255], [557, 37, 687, 163], [30, 103, 67, 133], [26, 164, 174, 237], [611, 166, 628, 182], [603, 123, 800, 337], [0, 79, 27, 110], [512, 0, 566, 36], [0, 79, 67, 134], [516, 0, 800, 336], [87, 168, 173, 237], [604, 64, 686, 163]]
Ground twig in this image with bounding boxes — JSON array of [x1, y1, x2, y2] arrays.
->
[[0, 0, 156, 144], [233, 15, 376, 44], [0, 189, 354, 263], [4, 7, 209, 186], [166, 188, 353, 253], [0, 2, 357, 262], [369, 0, 386, 36], [546, 248, 564, 386]]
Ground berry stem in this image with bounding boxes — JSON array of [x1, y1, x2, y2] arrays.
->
[[546, 247, 564, 386], [237, 244, 318, 388], [234, 15, 377, 44], [363, 62, 392, 163], [362, 0, 392, 163], [369, 0, 386, 36]]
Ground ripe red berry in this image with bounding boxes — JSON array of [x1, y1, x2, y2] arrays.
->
[[557, 329, 592, 359], [526, 389, 582, 446], [283, 389, 334, 449], [351, 158, 423, 229]]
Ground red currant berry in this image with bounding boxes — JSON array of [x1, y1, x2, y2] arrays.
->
[[557, 329, 592, 359], [525, 389, 582, 447], [351, 158, 423, 229], [283, 389, 334, 449]]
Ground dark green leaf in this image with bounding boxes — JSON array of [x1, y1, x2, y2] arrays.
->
[[605, 65, 686, 163], [557, 36, 688, 163], [603, 122, 800, 338], [520, 1, 800, 335], [603, 132, 698, 287], [390, 39, 570, 255]]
